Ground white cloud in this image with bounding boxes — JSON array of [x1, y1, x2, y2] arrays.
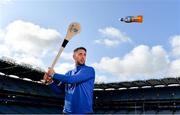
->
[[95, 74, 109, 84], [4, 20, 60, 56], [0, 44, 11, 56], [170, 35, 180, 57], [95, 27, 131, 47], [93, 45, 169, 79], [94, 39, 120, 47], [15, 54, 44, 67], [0, 0, 14, 7], [93, 35, 180, 82], [168, 35, 180, 76], [0, 29, 4, 38], [55, 62, 75, 74], [61, 52, 73, 61], [0, 20, 61, 67], [0, 29, 10, 56], [94, 74, 126, 83], [0, 0, 13, 4], [168, 59, 180, 76], [98, 27, 130, 41]]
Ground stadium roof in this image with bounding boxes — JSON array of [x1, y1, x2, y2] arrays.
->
[[94, 77, 180, 90], [0, 57, 44, 81], [0, 57, 180, 89]]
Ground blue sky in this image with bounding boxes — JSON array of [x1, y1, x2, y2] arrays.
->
[[0, 0, 180, 83]]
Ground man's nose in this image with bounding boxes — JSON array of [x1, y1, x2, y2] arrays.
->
[[82, 55, 85, 59]]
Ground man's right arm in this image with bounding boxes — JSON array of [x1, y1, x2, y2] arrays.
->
[[48, 71, 71, 94]]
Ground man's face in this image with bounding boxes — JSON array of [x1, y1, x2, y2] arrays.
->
[[73, 49, 86, 65]]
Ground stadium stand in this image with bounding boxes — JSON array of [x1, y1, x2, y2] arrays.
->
[[94, 79, 180, 114], [0, 57, 180, 114]]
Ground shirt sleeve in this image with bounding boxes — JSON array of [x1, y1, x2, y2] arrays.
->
[[52, 67, 95, 84], [49, 71, 71, 94]]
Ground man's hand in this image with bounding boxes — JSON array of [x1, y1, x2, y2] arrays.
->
[[47, 67, 55, 77], [43, 73, 53, 85], [43, 67, 55, 85]]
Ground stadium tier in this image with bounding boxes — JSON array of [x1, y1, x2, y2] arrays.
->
[[0, 58, 180, 114]]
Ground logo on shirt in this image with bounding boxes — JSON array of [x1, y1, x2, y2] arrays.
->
[[65, 83, 76, 94]]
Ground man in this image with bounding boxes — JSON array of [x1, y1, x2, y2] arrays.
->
[[44, 47, 95, 114]]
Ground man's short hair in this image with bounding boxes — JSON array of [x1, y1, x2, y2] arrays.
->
[[73, 47, 87, 53]]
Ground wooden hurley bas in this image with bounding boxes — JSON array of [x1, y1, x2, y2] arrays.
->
[[42, 22, 81, 84]]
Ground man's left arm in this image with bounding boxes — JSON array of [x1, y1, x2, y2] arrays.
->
[[52, 67, 95, 84]]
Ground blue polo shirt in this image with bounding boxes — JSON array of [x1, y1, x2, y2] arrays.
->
[[49, 64, 95, 114]]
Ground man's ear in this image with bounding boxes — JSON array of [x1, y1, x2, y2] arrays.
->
[[73, 54, 75, 60]]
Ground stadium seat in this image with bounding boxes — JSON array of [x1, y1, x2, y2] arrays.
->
[[114, 110, 128, 114], [0, 105, 17, 114], [174, 110, 180, 114], [157, 110, 173, 114], [144, 110, 157, 114]]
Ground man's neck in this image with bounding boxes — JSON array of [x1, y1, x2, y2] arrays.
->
[[76, 63, 85, 67]]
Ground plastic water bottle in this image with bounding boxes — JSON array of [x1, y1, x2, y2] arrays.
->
[[120, 15, 143, 23]]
